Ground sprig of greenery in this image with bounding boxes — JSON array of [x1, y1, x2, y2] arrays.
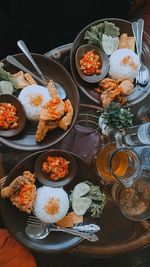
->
[[0, 62, 18, 91], [101, 102, 133, 132]]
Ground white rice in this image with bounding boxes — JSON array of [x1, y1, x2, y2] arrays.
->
[[18, 85, 51, 121], [34, 186, 69, 223], [109, 48, 140, 80]]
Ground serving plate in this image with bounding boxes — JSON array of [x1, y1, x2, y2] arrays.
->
[[0, 150, 99, 253], [0, 53, 79, 151], [70, 18, 150, 107]]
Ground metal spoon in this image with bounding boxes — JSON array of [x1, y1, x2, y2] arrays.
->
[[17, 40, 47, 85], [132, 19, 149, 86], [6, 57, 66, 99], [25, 223, 99, 242]]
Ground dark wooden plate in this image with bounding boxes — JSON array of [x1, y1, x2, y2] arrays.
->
[[0, 94, 26, 137], [70, 18, 150, 107], [34, 149, 77, 187], [0, 53, 79, 151], [0, 150, 98, 253]]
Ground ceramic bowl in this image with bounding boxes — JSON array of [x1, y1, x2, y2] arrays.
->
[[34, 149, 77, 187], [0, 94, 26, 137], [75, 44, 109, 83]]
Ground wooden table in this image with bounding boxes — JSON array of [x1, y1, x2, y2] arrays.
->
[[1, 40, 150, 258]]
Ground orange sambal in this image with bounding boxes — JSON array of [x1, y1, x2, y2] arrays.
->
[[80, 50, 101, 75], [0, 102, 18, 130], [42, 155, 69, 181]]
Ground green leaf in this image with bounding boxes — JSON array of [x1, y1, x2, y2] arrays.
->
[[0, 62, 18, 91], [101, 102, 133, 131]]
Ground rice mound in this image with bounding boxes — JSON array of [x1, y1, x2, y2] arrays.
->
[[34, 186, 69, 223], [109, 48, 140, 80], [18, 85, 51, 121]]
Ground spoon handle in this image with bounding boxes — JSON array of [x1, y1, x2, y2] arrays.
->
[[17, 40, 47, 85], [137, 19, 144, 61], [73, 224, 100, 233], [132, 21, 139, 55], [6, 55, 44, 85], [49, 226, 99, 242]]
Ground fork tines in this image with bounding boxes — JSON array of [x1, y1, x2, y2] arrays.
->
[[26, 215, 41, 226], [0, 176, 7, 189]]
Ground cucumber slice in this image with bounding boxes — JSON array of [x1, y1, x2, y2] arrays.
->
[[72, 182, 90, 197], [72, 197, 92, 216]]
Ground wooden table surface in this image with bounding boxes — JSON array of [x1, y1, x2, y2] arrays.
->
[[1, 32, 150, 257]]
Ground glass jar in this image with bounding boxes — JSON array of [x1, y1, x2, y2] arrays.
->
[[137, 106, 150, 122], [124, 123, 150, 146], [111, 177, 150, 221]]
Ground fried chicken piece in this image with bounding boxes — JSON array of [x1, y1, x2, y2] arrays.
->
[[35, 79, 73, 142], [119, 33, 135, 51], [101, 87, 122, 108], [98, 77, 134, 107], [35, 80, 65, 141], [119, 79, 134, 95], [1, 171, 36, 213], [59, 99, 73, 130], [24, 73, 37, 85], [35, 119, 59, 142], [40, 98, 65, 121], [99, 78, 123, 91], [12, 71, 30, 89], [47, 80, 59, 99]]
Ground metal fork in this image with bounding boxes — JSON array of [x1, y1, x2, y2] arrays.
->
[[0, 176, 7, 189], [26, 214, 100, 233]]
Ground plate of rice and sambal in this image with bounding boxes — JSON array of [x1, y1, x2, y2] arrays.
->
[[0, 149, 106, 253], [0, 53, 79, 150], [70, 18, 150, 108]]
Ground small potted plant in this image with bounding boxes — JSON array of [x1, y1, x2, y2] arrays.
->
[[99, 102, 133, 135]]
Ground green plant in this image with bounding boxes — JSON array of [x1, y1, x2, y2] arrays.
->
[[101, 102, 133, 132]]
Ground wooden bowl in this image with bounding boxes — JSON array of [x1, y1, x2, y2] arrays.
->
[[75, 44, 109, 83], [0, 94, 26, 137], [34, 149, 77, 187]]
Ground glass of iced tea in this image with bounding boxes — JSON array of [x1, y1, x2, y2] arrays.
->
[[111, 177, 150, 221], [95, 132, 141, 187]]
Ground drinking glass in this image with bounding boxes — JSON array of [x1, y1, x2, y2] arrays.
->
[[95, 132, 141, 187], [124, 123, 150, 146], [134, 146, 150, 170], [111, 177, 150, 221], [137, 106, 150, 122]]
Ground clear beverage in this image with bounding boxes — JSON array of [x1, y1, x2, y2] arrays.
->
[[134, 146, 150, 170], [125, 123, 150, 146]]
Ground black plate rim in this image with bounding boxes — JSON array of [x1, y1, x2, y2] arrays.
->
[[0, 53, 80, 151], [0, 150, 95, 253]]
